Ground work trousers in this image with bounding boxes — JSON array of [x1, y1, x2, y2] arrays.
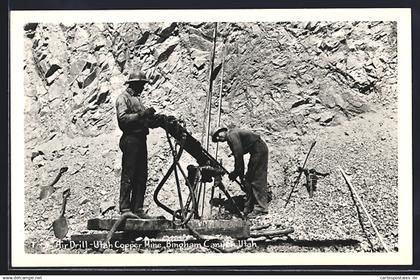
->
[[119, 133, 148, 213], [244, 138, 269, 213]]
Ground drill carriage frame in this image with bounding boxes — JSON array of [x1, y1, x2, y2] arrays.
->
[[70, 114, 294, 252]]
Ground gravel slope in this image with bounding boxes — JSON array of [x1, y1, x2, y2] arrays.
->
[[23, 21, 399, 254]]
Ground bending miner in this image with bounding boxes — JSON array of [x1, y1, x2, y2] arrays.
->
[[115, 69, 158, 219], [212, 127, 270, 218]]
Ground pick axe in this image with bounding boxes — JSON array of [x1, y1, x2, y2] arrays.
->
[[284, 141, 316, 207]]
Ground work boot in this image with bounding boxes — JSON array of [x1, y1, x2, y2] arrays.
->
[[243, 193, 254, 215], [134, 209, 165, 220], [120, 208, 132, 214]]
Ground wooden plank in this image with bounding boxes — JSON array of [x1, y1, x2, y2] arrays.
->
[[77, 219, 250, 242], [70, 232, 221, 244], [155, 226, 249, 239], [250, 224, 270, 231], [70, 232, 139, 243], [186, 219, 249, 238], [188, 219, 246, 229], [87, 218, 249, 238], [87, 218, 174, 231], [250, 227, 294, 238]]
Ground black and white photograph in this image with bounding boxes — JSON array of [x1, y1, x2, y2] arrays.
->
[[10, 9, 412, 267]]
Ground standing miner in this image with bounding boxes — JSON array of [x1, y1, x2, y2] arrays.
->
[[115, 69, 157, 219], [212, 127, 269, 218]]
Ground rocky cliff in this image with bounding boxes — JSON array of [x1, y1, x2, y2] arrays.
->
[[23, 21, 398, 253]]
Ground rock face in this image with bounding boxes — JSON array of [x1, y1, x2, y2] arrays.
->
[[23, 22, 398, 253], [24, 22, 397, 141]]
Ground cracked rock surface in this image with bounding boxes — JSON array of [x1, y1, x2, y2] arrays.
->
[[23, 21, 398, 254]]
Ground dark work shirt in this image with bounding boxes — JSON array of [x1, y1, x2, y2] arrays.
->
[[226, 128, 262, 178], [115, 88, 149, 135]]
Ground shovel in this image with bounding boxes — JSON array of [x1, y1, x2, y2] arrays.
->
[[39, 167, 68, 200], [53, 188, 70, 239]]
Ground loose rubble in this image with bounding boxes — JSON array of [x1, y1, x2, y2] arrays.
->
[[24, 21, 398, 254]]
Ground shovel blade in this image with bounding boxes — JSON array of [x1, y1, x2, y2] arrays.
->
[[39, 186, 55, 200], [53, 217, 68, 239]]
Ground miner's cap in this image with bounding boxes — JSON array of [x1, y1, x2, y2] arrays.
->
[[125, 70, 150, 84], [212, 127, 228, 142]]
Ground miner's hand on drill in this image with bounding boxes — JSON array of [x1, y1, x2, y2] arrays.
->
[[136, 107, 156, 129], [145, 107, 156, 116], [228, 171, 248, 193], [136, 107, 155, 118]]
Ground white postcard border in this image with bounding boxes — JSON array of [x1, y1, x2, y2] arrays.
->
[[10, 8, 412, 267]]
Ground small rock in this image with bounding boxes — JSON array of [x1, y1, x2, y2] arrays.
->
[[100, 200, 115, 215], [33, 155, 46, 167], [272, 57, 288, 68], [82, 69, 97, 88], [78, 198, 90, 205], [94, 36, 107, 50], [31, 150, 44, 161], [38, 58, 62, 78], [48, 77, 66, 102], [156, 22, 177, 42], [46, 67, 63, 84], [69, 59, 87, 80], [319, 111, 335, 126], [104, 166, 113, 173], [69, 162, 85, 175], [48, 132, 57, 140], [193, 57, 206, 70], [78, 147, 89, 156], [344, 169, 353, 175], [24, 23, 38, 31], [360, 241, 372, 252], [187, 34, 211, 51], [154, 37, 180, 64], [135, 31, 150, 46]]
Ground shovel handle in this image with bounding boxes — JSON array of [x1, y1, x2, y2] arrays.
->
[[60, 190, 70, 217], [50, 167, 68, 187]]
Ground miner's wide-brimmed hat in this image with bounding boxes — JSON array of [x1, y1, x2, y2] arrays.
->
[[125, 70, 150, 84], [211, 127, 228, 142]]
